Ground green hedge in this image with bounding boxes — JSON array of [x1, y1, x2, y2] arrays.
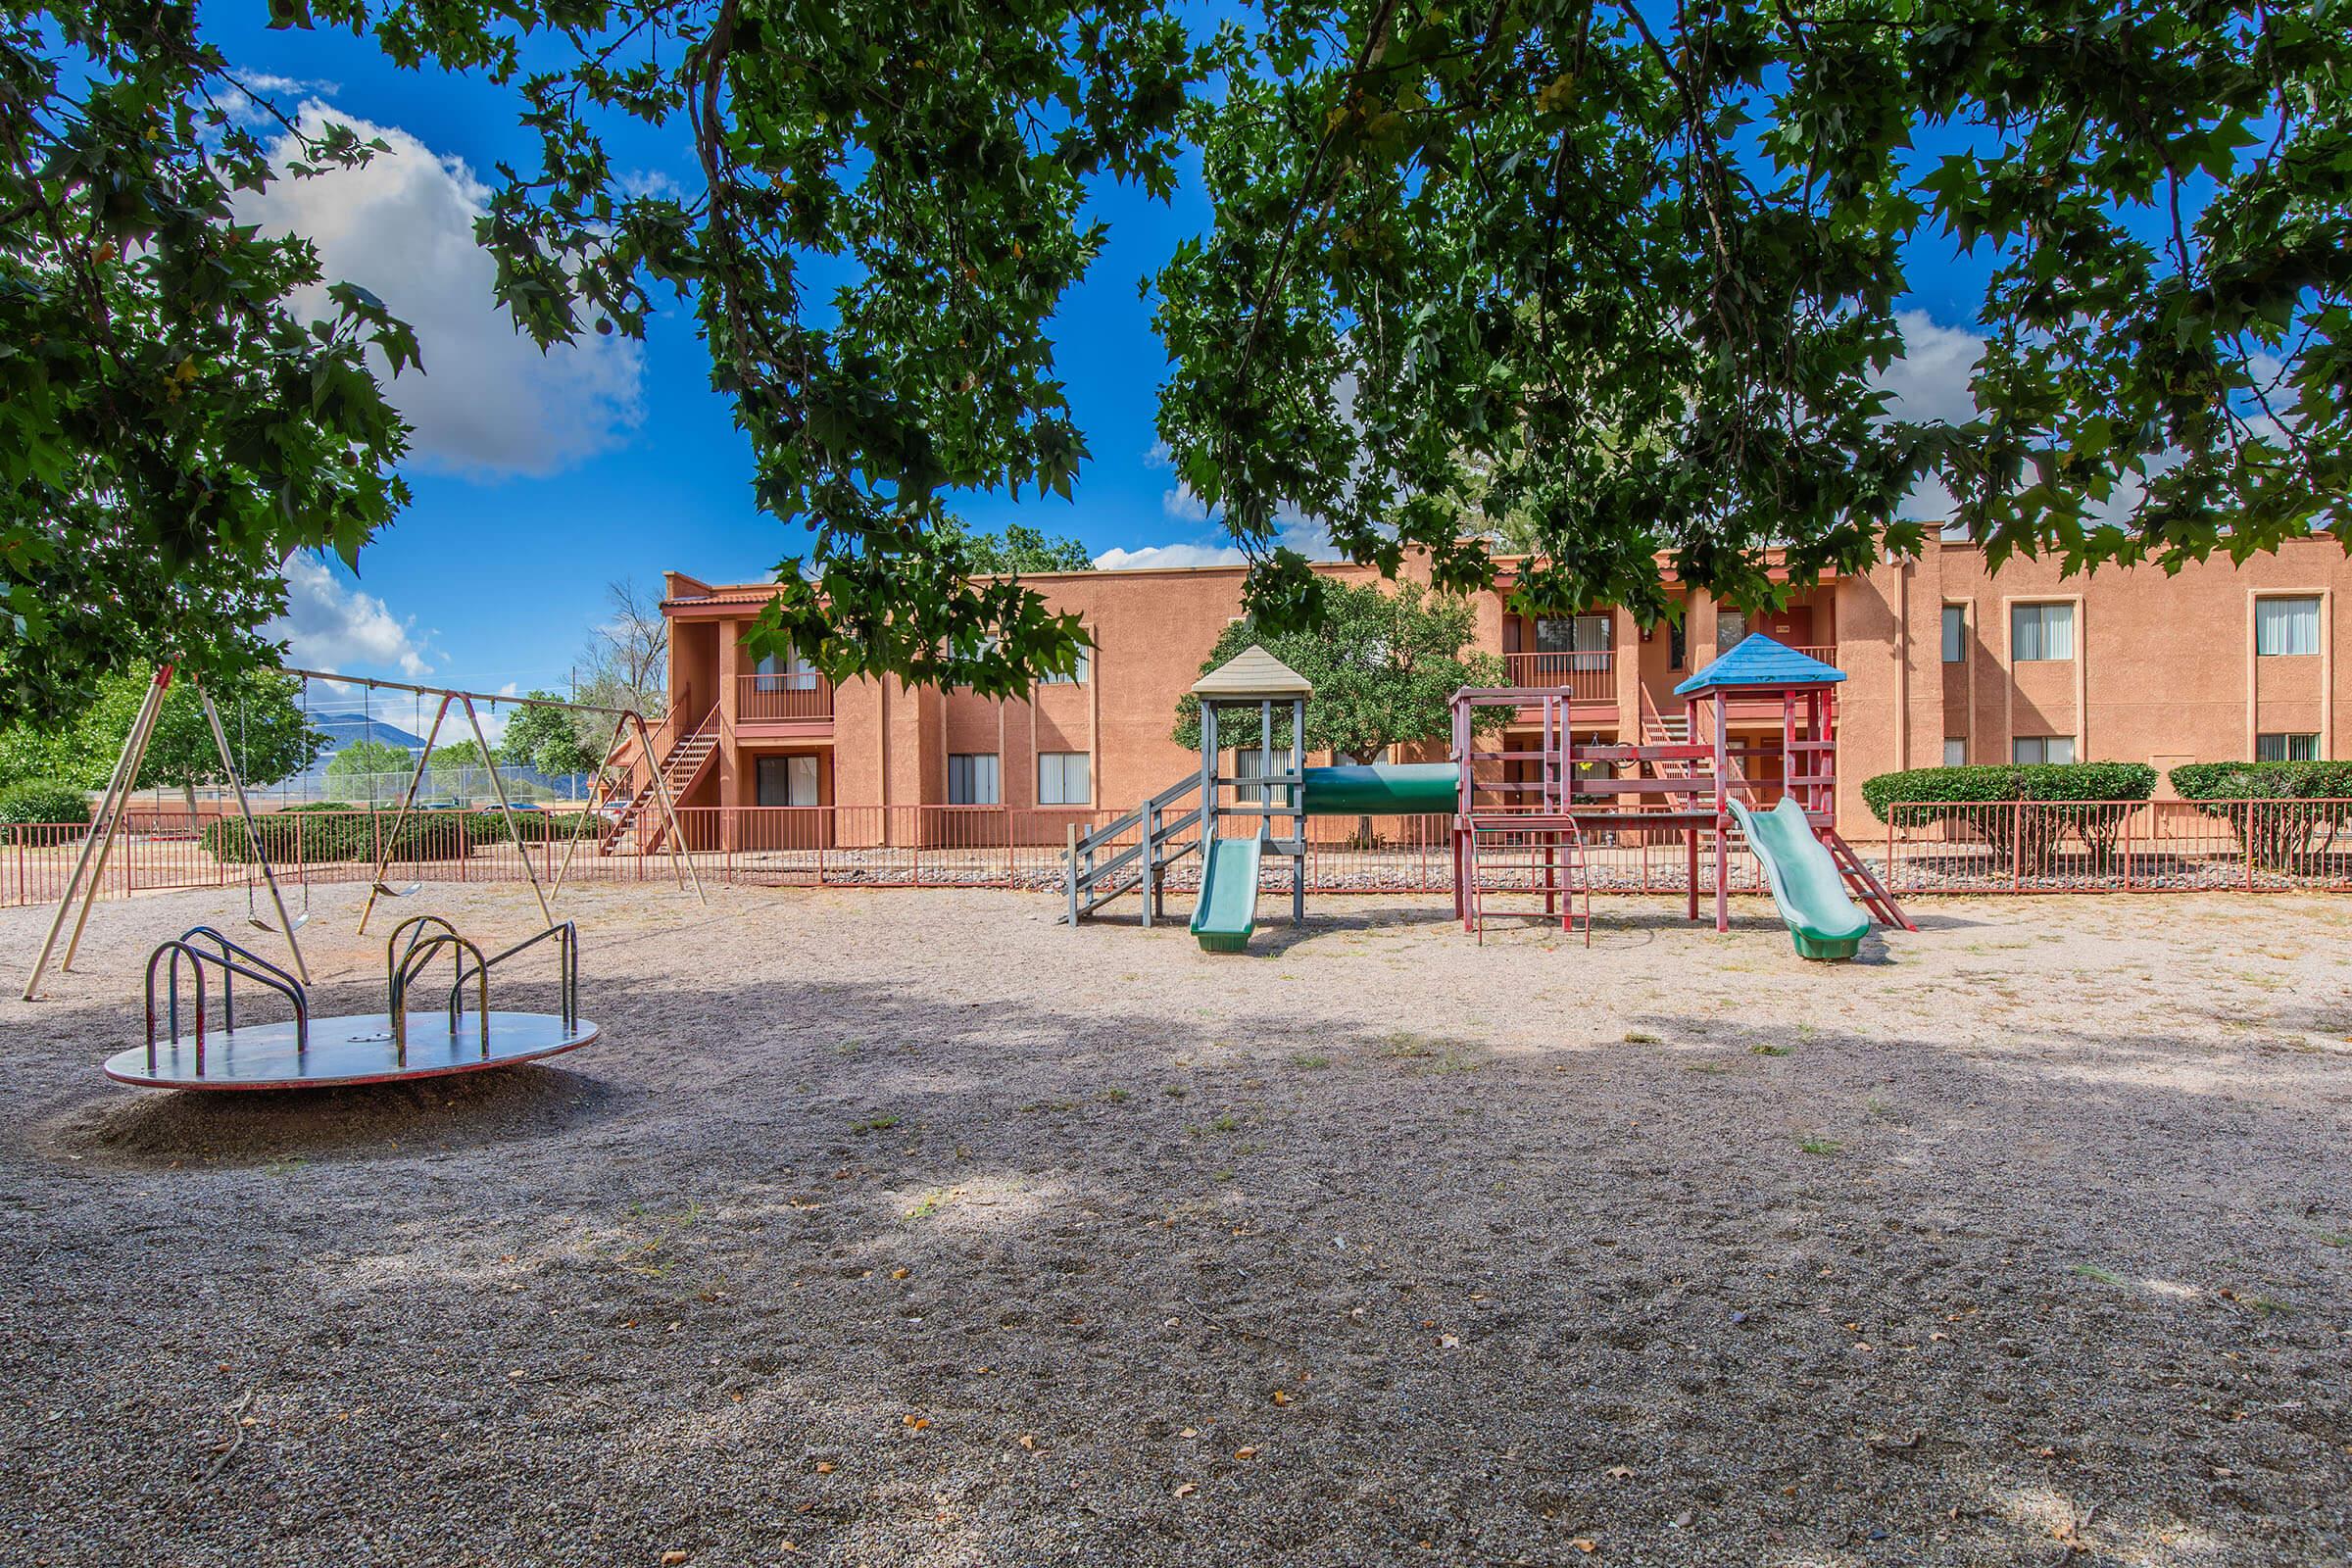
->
[[2169, 761, 2352, 868], [204, 809, 474, 865], [0, 780, 94, 829], [1860, 761, 2157, 821], [2169, 760, 2352, 803], [201, 807, 605, 864], [1861, 761, 2157, 871]]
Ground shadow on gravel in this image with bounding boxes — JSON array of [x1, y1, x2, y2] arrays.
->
[[44, 1062, 621, 1170]]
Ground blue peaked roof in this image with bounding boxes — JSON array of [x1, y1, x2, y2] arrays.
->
[[1673, 633, 1845, 696]]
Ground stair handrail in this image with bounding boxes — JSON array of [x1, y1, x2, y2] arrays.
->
[[1064, 772, 1206, 923]]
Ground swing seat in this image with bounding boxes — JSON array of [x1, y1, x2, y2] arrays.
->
[[371, 880, 423, 899]]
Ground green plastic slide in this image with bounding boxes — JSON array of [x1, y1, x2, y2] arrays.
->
[[1191, 835, 1264, 954], [1728, 797, 1873, 961]]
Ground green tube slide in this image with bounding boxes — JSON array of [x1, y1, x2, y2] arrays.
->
[[1728, 797, 1873, 961], [1298, 762, 1456, 815], [1190, 835, 1264, 954]]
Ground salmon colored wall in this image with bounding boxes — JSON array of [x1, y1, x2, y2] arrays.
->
[[664, 538, 2352, 835]]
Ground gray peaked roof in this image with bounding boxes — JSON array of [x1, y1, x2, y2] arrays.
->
[[1190, 643, 1314, 699]]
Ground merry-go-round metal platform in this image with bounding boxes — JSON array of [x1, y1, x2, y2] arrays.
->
[[106, 918, 597, 1092]]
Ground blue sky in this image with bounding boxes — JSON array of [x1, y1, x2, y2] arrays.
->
[[208, 9, 2034, 707]]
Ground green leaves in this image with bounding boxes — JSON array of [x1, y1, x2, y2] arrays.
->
[[1172, 580, 1506, 761], [1157, 0, 2352, 627], [0, 10, 412, 725]]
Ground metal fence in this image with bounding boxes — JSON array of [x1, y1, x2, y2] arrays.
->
[[1881, 798, 2352, 894], [4, 798, 2346, 911]]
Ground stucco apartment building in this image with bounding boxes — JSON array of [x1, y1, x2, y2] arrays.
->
[[658, 536, 2349, 834]]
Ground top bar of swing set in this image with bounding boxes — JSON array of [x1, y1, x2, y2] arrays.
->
[[280, 667, 643, 718]]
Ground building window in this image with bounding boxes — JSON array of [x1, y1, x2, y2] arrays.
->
[[754, 647, 817, 691], [1037, 751, 1091, 806], [2255, 597, 2322, 657], [755, 755, 820, 806], [1716, 614, 1749, 655], [1668, 619, 1687, 671], [1234, 747, 1297, 807], [2010, 602, 2076, 662], [2012, 735, 2077, 765], [1943, 738, 1967, 767], [1536, 614, 1613, 670], [1941, 606, 1966, 663], [947, 753, 1001, 805], [1039, 647, 1091, 685], [2257, 732, 2320, 762]]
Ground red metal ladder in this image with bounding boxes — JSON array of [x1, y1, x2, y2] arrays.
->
[[1821, 827, 1917, 932], [1461, 815, 1592, 946]]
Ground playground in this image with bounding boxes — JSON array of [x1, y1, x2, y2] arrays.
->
[[5, 878, 2350, 1566]]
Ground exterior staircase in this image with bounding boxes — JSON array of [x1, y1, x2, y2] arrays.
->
[[601, 706, 720, 855]]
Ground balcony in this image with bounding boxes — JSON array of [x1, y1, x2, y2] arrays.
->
[[738, 672, 834, 724], [1503, 652, 1617, 705]]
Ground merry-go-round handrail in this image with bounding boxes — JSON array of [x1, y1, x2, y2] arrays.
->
[[390, 931, 491, 1061], [144, 930, 311, 1072], [446, 921, 578, 1032]]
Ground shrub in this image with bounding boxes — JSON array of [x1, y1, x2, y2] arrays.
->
[[2170, 760, 2352, 868], [204, 808, 474, 865], [1861, 761, 2156, 872], [0, 780, 93, 830], [463, 808, 606, 845]]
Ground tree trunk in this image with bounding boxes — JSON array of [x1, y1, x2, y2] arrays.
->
[[181, 782, 201, 828]]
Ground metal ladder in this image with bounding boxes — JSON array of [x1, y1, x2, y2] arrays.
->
[[1461, 815, 1592, 945], [1061, 773, 1204, 925], [1821, 826, 1917, 931]]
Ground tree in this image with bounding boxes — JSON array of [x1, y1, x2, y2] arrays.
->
[[0, 667, 323, 815], [573, 579, 669, 723], [499, 695, 606, 779], [427, 741, 491, 773], [10, 2, 2349, 723], [0, 9, 416, 726], [1156, 4, 2352, 632], [1173, 580, 1508, 763], [956, 523, 1097, 575], [324, 738, 414, 801]]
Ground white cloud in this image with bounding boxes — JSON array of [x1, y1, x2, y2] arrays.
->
[[272, 555, 430, 678], [1873, 310, 1986, 428], [1094, 506, 1341, 572], [233, 104, 645, 478], [1161, 482, 1212, 523]]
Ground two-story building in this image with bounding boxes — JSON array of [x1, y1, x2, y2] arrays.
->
[[653, 535, 2350, 839]]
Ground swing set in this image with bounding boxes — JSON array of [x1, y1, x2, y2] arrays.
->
[[19, 664, 703, 1005]]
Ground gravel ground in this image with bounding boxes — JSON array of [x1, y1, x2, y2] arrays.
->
[[4, 883, 2351, 1568]]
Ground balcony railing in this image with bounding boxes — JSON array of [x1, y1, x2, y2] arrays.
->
[[738, 672, 834, 722], [1503, 651, 1617, 703]]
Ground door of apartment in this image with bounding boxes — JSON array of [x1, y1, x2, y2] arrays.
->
[[1757, 607, 1814, 648], [754, 754, 824, 852], [756, 754, 821, 806]]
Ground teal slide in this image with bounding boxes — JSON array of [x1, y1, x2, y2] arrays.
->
[[1728, 797, 1873, 961], [1191, 835, 1264, 954]]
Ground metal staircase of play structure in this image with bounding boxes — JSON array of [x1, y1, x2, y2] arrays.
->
[[1460, 816, 1591, 945], [1820, 825, 1919, 932], [601, 707, 720, 855], [1060, 773, 1204, 924]]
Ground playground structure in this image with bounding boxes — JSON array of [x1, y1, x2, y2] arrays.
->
[[107, 914, 596, 1091], [19, 664, 702, 1003], [1065, 637, 1912, 958]]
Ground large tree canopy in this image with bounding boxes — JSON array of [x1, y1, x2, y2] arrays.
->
[[1157, 0, 2352, 630], [0, 5, 416, 725], [4, 0, 2347, 723]]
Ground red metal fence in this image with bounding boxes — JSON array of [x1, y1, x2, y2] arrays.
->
[[1882, 798, 2352, 894], [5, 798, 2347, 911]]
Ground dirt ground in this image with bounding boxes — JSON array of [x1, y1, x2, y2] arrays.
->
[[2, 881, 2349, 1568]]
